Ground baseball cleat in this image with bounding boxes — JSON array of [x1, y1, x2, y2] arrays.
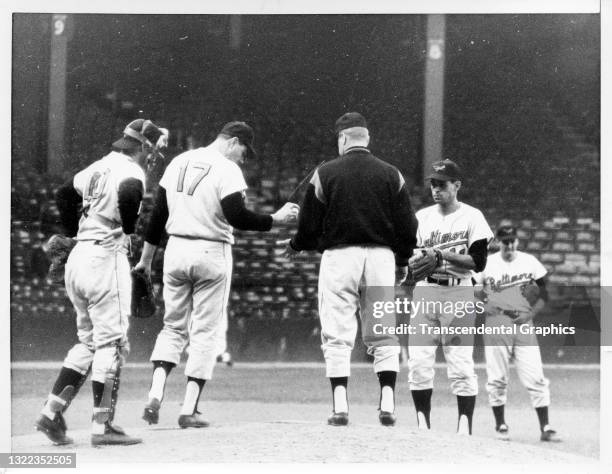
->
[[142, 398, 161, 425], [378, 411, 396, 426], [91, 423, 142, 446], [495, 423, 510, 441], [327, 412, 349, 426], [178, 411, 210, 429], [35, 414, 73, 445], [540, 426, 561, 442], [56, 411, 68, 432]]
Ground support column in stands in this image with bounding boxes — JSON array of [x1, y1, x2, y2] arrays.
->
[[47, 14, 69, 176], [422, 14, 446, 179]]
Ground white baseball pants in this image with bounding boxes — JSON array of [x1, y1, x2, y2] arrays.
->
[[407, 282, 478, 396], [484, 314, 550, 408], [318, 245, 400, 378], [150, 236, 232, 380], [63, 241, 131, 382]]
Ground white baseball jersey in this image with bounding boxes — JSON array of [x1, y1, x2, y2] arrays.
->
[[159, 146, 247, 244], [474, 251, 547, 313], [63, 150, 142, 385], [415, 202, 493, 280], [73, 151, 146, 241], [476, 251, 551, 409]]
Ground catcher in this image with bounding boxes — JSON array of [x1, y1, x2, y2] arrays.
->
[[473, 223, 561, 443], [35, 118, 167, 446]]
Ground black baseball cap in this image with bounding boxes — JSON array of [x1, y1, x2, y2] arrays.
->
[[427, 159, 462, 181], [113, 119, 165, 151], [219, 121, 256, 160], [335, 112, 368, 135], [496, 224, 518, 242]]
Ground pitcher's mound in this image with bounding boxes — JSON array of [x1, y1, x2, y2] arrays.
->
[[13, 420, 594, 463]]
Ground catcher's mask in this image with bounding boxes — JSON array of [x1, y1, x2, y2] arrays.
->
[[113, 119, 169, 170]]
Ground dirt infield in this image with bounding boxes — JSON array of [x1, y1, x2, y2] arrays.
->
[[12, 405, 594, 464], [12, 398, 598, 463], [11, 364, 600, 462]]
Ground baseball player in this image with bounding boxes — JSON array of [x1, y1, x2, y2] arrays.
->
[[35, 119, 168, 446], [408, 159, 493, 435], [281, 112, 418, 426], [135, 121, 298, 428], [474, 223, 561, 442]]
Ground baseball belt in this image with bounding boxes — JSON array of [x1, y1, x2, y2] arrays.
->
[[491, 307, 521, 319], [426, 276, 463, 286]]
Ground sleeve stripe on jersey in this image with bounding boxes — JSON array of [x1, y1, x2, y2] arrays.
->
[[397, 170, 405, 194], [310, 169, 327, 205]]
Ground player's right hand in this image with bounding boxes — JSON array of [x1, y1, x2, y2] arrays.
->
[[272, 202, 300, 224], [133, 260, 152, 278], [512, 308, 535, 324], [275, 238, 300, 259]]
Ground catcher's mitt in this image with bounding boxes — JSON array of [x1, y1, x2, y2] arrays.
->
[[407, 248, 442, 283], [42, 234, 77, 284], [520, 280, 540, 306], [131, 268, 156, 319]]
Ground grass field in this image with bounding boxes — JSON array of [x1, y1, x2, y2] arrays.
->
[[10, 362, 600, 462]]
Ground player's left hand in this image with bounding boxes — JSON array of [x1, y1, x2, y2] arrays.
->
[[276, 238, 300, 259], [408, 247, 442, 282], [395, 265, 409, 285], [513, 308, 536, 324]]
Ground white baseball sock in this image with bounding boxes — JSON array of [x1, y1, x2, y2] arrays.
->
[[417, 412, 430, 430], [148, 367, 167, 402], [91, 408, 106, 434], [457, 414, 470, 435], [380, 386, 395, 412], [91, 422, 105, 434], [180, 381, 201, 415], [333, 385, 348, 413], [41, 394, 65, 419]]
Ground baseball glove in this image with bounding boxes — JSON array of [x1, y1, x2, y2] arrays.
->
[[520, 280, 540, 306], [42, 234, 77, 284], [131, 268, 156, 319], [407, 248, 442, 283]]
